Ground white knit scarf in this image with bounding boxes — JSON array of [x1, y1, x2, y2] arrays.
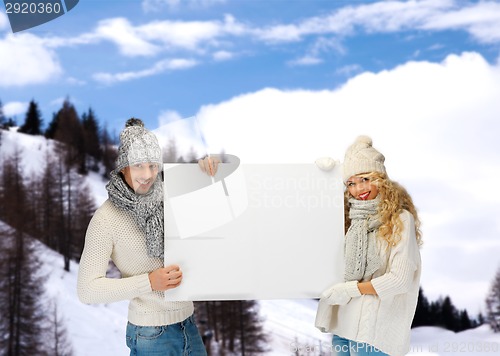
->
[[344, 197, 382, 282], [106, 171, 164, 258]]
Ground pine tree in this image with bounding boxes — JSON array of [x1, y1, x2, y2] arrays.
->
[[478, 312, 485, 325], [187, 146, 199, 163], [486, 267, 500, 332], [441, 296, 459, 331], [237, 300, 269, 354], [52, 99, 87, 174], [0, 98, 6, 132], [45, 112, 60, 139], [37, 147, 60, 249], [71, 183, 95, 262], [46, 302, 74, 356], [196, 300, 268, 354], [163, 138, 179, 163], [101, 124, 118, 178], [82, 108, 102, 172], [19, 99, 43, 135], [0, 151, 51, 355], [459, 309, 472, 331], [412, 288, 431, 328], [5, 117, 17, 128]]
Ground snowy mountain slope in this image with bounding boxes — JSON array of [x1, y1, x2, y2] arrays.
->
[[0, 129, 109, 205], [40, 243, 500, 356], [2, 129, 500, 355], [0, 128, 57, 176], [40, 240, 130, 356]]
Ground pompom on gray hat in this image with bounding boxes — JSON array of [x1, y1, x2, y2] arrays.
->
[[343, 135, 386, 182], [115, 118, 162, 172]]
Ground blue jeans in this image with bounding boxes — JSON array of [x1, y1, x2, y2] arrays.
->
[[126, 315, 207, 356], [332, 335, 389, 356]]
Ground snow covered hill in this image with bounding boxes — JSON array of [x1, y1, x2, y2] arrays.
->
[[2, 128, 500, 355], [40, 240, 500, 355]]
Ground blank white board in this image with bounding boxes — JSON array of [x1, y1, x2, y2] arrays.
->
[[163, 157, 344, 301]]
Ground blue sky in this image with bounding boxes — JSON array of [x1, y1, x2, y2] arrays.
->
[[2, 0, 500, 315], [1, 0, 499, 130]]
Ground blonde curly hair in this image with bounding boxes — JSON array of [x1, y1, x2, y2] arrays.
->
[[344, 172, 422, 247]]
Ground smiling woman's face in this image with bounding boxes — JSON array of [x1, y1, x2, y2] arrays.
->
[[346, 175, 379, 200], [121, 162, 159, 195]]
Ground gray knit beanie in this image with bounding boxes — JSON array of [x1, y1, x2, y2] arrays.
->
[[343, 135, 386, 182], [115, 118, 162, 173]]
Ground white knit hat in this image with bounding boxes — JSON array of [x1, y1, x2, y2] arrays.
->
[[115, 118, 162, 172], [342, 135, 386, 182]]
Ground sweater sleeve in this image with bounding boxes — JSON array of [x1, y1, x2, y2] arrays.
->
[[77, 209, 152, 304], [370, 210, 420, 300]]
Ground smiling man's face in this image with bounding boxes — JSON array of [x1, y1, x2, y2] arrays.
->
[[121, 162, 160, 195]]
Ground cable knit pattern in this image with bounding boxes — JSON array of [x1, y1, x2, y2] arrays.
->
[[315, 210, 421, 356], [77, 200, 193, 326]]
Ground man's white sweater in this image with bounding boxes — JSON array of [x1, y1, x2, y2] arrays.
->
[[316, 210, 421, 356], [77, 200, 193, 326]]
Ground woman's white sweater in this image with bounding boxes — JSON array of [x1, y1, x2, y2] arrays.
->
[[316, 210, 421, 356], [77, 200, 193, 326]]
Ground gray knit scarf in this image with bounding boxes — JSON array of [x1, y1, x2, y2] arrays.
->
[[344, 197, 382, 282], [106, 171, 164, 258]]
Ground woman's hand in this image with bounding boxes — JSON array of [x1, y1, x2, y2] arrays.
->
[[315, 157, 338, 171], [198, 156, 221, 176], [148, 264, 183, 291], [320, 281, 361, 305]]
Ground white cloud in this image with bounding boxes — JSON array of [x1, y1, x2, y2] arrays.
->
[[212, 50, 234, 61], [138, 19, 221, 51], [255, 0, 500, 45], [143, 0, 179, 13], [181, 51, 500, 219], [289, 37, 346, 66], [89, 15, 246, 57], [66, 77, 86, 86], [94, 18, 161, 57], [158, 110, 183, 125], [154, 113, 207, 158], [142, 0, 226, 13], [193, 52, 500, 185], [160, 51, 498, 314], [422, 1, 500, 43], [0, 11, 9, 31], [255, 0, 452, 42], [287, 56, 323, 67], [93, 58, 198, 84], [336, 64, 363, 76], [139, 14, 245, 51], [0, 33, 63, 87], [3, 101, 28, 117]]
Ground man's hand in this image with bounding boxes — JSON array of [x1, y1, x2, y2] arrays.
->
[[198, 156, 221, 176], [149, 264, 183, 291]]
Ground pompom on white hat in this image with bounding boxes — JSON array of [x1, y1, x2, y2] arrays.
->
[[343, 135, 386, 182]]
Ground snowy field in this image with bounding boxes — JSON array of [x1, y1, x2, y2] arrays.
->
[[2, 129, 500, 355], [37, 241, 500, 355]]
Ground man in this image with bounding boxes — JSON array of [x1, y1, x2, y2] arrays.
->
[[78, 118, 217, 355]]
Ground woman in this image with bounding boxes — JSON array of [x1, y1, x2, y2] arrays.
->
[[315, 135, 422, 356]]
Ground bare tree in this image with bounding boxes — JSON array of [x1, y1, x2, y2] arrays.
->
[[0, 152, 50, 355], [486, 267, 500, 332], [46, 302, 74, 356]]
